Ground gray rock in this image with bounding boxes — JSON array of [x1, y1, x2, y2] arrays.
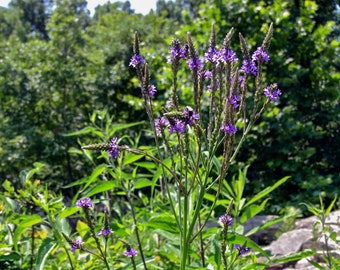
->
[[261, 210, 340, 269]]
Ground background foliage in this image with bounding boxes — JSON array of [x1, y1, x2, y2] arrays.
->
[[0, 0, 339, 212]]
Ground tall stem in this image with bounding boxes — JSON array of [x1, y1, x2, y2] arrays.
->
[[125, 189, 148, 270]]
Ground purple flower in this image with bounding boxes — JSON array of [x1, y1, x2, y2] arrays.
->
[[155, 117, 168, 136], [198, 70, 212, 80], [98, 227, 113, 237], [147, 85, 157, 97], [169, 119, 186, 134], [109, 137, 120, 158], [241, 59, 257, 76], [229, 94, 240, 108], [183, 106, 199, 125], [76, 198, 93, 208], [221, 123, 237, 135], [205, 47, 219, 63], [252, 46, 270, 62], [166, 97, 174, 109], [234, 244, 250, 255], [187, 57, 203, 70], [219, 47, 238, 63], [169, 39, 188, 60], [239, 75, 245, 88], [219, 214, 233, 226], [123, 247, 138, 257], [264, 83, 282, 102], [129, 54, 145, 68], [70, 239, 83, 252]]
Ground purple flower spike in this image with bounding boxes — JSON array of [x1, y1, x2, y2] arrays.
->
[[229, 94, 241, 109], [239, 76, 245, 88], [241, 59, 257, 76], [76, 198, 93, 208], [148, 85, 157, 97], [169, 119, 186, 134], [187, 57, 203, 70], [166, 97, 174, 108], [205, 47, 219, 63], [219, 47, 238, 63], [252, 46, 270, 62], [98, 227, 113, 237], [129, 54, 145, 68], [221, 123, 237, 135], [155, 117, 168, 136], [109, 137, 120, 158], [234, 244, 250, 256], [219, 214, 233, 227], [264, 83, 282, 102], [123, 247, 138, 257], [169, 39, 188, 60], [70, 239, 83, 252], [198, 70, 212, 80], [183, 106, 199, 125]]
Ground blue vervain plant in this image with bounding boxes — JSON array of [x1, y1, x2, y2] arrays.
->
[[82, 22, 287, 269]]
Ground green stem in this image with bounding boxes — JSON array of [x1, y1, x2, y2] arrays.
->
[[64, 246, 75, 270], [126, 189, 148, 270], [84, 210, 111, 270]]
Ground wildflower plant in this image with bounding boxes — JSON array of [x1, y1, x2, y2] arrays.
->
[[81, 23, 290, 269]]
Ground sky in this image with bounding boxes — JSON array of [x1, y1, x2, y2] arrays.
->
[[0, 0, 158, 15]]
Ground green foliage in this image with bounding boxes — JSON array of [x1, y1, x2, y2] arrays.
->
[[301, 195, 340, 269], [0, 1, 174, 189]]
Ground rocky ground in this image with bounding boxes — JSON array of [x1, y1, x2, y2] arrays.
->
[[243, 210, 340, 269]]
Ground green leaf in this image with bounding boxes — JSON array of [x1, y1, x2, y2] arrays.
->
[[329, 231, 337, 242], [135, 178, 155, 189], [213, 239, 221, 266], [134, 161, 157, 169], [270, 249, 315, 264], [235, 167, 248, 201], [83, 164, 107, 189], [244, 176, 290, 208], [227, 233, 269, 258], [26, 162, 45, 180], [65, 126, 103, 138], [203, 193, 216, 202], [84, 181, 116, 197], [63, 164, 106, 189], [35, 238, 57, 270], [245, 216, 285, 237], [55, 217, 71, 235], [240, 198, 270, 224], [325, 195, 338, 216], [59, 207, 79, 219], [109, 122, 145, 137], [307, 259, 327, 269], [241, 263, 268, 270], [0, 195, 17, 210], [144, 215, 180, 234], [223, 180, 236, 198], [123, 153, 144, 165], [14, 215, 43, 250], [2, 180, 15, 193], [0, 252, 20, 262]]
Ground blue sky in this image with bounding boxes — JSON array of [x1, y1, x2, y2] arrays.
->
[[0, 0, 158, 15]]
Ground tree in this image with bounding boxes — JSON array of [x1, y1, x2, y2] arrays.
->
[[8, 0, 54, 40]]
